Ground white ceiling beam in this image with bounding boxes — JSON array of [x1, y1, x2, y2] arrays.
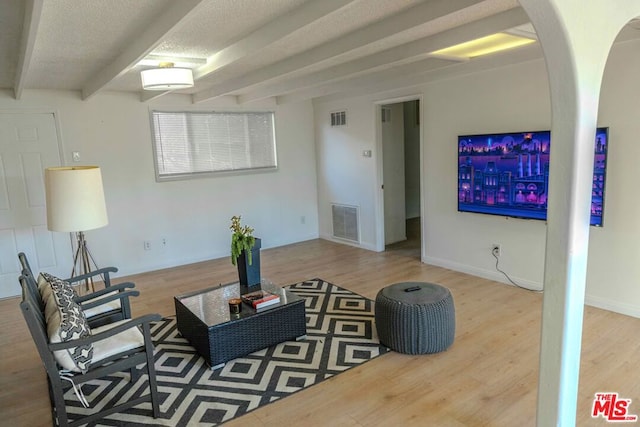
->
[[280, 43, 542, 105], [238, 7, 530, 104], [192, 0, 354, 82], [81, 0, 207, 100], [419, 43, 542, 84], [142, 91, 239, 104], [192, 0, 487, 103], [277, 58, 457, 105], [14, 0, 43, 100]]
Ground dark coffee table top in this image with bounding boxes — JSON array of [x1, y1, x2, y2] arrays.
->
[[174, 279, 304, 327]]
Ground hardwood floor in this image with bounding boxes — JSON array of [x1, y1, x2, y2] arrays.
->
[[385, 217, 421, 259], [1, 238, 638, 426]]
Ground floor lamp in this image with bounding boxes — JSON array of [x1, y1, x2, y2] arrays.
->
[[45, 166, 108, 294]]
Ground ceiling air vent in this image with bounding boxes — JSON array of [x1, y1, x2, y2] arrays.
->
[[332, 203, 359, 243], [330, 111, 346, 126]]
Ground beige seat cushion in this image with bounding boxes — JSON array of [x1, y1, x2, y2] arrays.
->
[[82, 291, 122, 318], [90, 320, 145, 363]]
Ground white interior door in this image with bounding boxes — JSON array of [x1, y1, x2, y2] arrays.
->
[[0, 113, 71, 298], [381, 104, 406, 245]]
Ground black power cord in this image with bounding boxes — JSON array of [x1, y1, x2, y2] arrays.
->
[[492, 248, 543, 293]]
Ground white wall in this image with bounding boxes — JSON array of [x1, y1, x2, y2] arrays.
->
[[422, 60, 550, 289], [315, 103, 379, 250], [0, 90, 319, 277], [583, 38, 640, 315], [314, 38, 640, 317]]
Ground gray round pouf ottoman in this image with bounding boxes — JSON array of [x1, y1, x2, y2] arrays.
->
[[375, 282, 455, 354]]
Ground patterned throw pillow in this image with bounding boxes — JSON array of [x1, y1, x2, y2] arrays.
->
[[42, 273, 93, 372]]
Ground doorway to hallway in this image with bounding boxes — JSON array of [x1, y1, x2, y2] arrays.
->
[[385, 217, 421, 258], [378, 97, 422, 260]]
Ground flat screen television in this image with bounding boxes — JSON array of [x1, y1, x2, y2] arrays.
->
[[457, 128, 608, 226]]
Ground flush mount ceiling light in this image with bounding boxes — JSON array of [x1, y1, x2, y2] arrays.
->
[[430, 33, 536, 60], [140, 62, 194, 91]]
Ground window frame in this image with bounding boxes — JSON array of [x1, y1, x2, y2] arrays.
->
[[149, 109, 279, 182]]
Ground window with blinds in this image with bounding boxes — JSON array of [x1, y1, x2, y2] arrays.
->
[[150, 111, 277, 181]]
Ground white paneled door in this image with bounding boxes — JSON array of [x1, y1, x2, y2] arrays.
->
[[0, 113, 71, 298]]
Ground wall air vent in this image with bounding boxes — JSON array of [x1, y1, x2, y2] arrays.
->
[[331, 203, 359, 243], [330, 110, 346, 126]]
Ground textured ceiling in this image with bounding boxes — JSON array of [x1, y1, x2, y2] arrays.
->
[[1, 0, 638, 104], [152, 0, 309, 59], [28, 0, 174, 89]]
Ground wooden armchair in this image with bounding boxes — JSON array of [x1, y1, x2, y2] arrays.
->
[[18, 252, 137, 327], [19, 274, 161, 426]]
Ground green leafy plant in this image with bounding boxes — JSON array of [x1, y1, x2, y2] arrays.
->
[[230, 215, 256, 266]]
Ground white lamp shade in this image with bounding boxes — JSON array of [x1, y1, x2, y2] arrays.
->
[[45, 166, 108, 232], [141, 67, 194, 90]]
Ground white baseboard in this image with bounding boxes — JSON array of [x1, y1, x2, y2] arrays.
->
[[319, 232, 379, 252], [267, 233, 320, 250], [116, 234, 321, 279], [423, 256, 640, 318], [422, 255, 543, 291], [585, 294, 640, 318]]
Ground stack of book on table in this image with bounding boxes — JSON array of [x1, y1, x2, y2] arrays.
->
[[241, 289, 281, 310]]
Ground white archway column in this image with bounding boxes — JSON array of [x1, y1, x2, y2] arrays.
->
[[517, 1, 640, 425]]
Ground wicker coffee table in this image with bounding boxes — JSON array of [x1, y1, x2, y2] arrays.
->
[[174, 279, 307, 369]]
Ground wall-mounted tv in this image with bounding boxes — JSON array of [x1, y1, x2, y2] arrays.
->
[[457, 128, 608, 226]]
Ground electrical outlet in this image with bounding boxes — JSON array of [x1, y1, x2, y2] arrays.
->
[[144, 240, 151, 251], [161, 238, 167, 246], [492, 244, 501, 257]]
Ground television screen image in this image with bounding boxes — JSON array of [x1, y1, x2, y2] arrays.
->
[[457, 128, 608, 226]]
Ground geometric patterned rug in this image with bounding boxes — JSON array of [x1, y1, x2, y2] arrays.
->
[[64, 279, 389, 426]]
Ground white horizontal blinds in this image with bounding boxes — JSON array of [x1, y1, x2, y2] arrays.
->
[[247, 113, 276, 168], [152, 111, 277, 179], [153, 112, 191, 175]]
